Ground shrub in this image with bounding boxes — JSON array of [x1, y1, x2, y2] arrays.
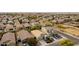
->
[[57, 24, 67, 29], [59, 39, 74, 46], [45, 37, 53, 43]]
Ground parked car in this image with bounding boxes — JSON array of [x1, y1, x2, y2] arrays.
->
[[43, 35, 54, 43], [52, 33, 62, 39]]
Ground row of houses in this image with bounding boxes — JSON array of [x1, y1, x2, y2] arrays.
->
[[0, 26, 64, 46], [0, 14, 74, 33], [0, 30, 37, 46], [0, 13, 77, 46]]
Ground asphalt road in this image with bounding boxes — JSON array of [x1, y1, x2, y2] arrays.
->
[[53, 28, 79, 45]]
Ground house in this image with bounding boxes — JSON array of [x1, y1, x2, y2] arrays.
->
[[7, 20, 14, 24], [0, 32, 16, 46], [22, 23, 31, 29], [14, 20, 23, 30], [30, 22, 40, 26], [31, 30, 44, 40], [31, 30, 48, 45], [2, 19, 7, 24], [4, 24, 15, 32], [22, 19, 29, 23], [56, 19, 65, 24], [0, 23, 5, 30], [17, 30, 35, 43], [30, 19, 37, 23], [41, 27, 53, 34], [52, 20, 57, 23], [39, 19, 52, 26]]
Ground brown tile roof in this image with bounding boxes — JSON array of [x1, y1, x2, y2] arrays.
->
[[17, 30, 34, 41], [1, 32, 15, 44], [31, 30, 43, 38]]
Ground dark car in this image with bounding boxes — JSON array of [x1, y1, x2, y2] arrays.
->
[[52, 34, 62, 39]]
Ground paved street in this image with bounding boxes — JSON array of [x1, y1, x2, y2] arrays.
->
[[53, 27, 79, 45]]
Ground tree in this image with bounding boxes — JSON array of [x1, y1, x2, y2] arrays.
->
[[27, 38, 38, 46], [31, 24, 41, 30]]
